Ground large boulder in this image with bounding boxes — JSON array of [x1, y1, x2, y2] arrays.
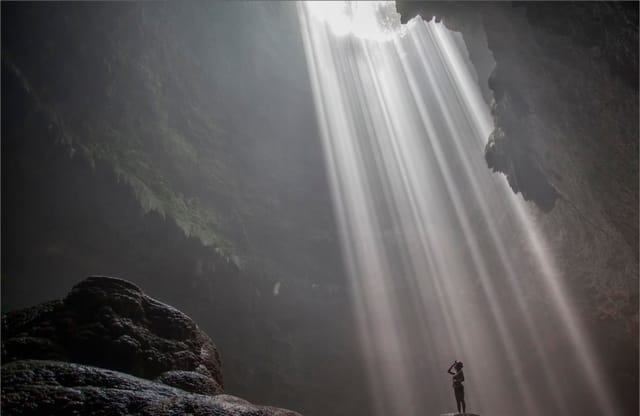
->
[[1, 276, 302, 415], [3, 276, 223, 387], [1, 360, 299, 416]]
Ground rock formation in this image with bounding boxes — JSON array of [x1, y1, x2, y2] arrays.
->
[[397, 2, 638, 241], [1, 276, 301, 416], [396, 2, 638, 414], [396, 0, 639, 322]]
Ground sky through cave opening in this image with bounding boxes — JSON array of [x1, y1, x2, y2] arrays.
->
[[298, 2, 619, 415]]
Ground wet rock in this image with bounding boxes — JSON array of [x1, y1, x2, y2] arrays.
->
[[2, 276, 223, 385], [156, 370, 224, 396], [2, 276, 222, 387], [439, 414, 480, 416], [1, 276, 302, 415], [1, 360, 301, 416]]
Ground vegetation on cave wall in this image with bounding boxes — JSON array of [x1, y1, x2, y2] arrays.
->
[[4, 2, 223, 248], [2, 2, 342, 286]]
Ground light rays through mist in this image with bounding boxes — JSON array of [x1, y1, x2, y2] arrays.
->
[[298, 2, 618, 415]]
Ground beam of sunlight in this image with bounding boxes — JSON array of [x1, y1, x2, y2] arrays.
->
[[428, 24, 619, 416], [403, 26, 567, 414], [298, 2, 619, 415]]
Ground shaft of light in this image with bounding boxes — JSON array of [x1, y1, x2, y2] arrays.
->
[[428, 22, 619, 416], [298, 2, 619, 415]]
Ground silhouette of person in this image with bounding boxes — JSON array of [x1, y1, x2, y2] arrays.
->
[[447, 360, 466, 413]]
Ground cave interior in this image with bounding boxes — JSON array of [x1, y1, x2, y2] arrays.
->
[[1, 2, 638, 416]]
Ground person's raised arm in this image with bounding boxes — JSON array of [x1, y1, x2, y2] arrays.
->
[[447, 361, 456, 375]]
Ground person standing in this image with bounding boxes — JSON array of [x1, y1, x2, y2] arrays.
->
[[447, 360, 466, 413]]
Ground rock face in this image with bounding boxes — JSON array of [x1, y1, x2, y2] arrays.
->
[[1, 276, 301, 416], [397, 3, 638, 238], [397, 2, 638, 414], [2, 360, 298, 416], [396, 0, 639, 321]]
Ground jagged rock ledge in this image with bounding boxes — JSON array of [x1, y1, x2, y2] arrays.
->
[[396, 1, 638, 249], [1, 276, 302, 416]]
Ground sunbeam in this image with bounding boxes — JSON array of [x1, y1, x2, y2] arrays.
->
[[1, 2, 635, 416], [298, 2, 620, 415]]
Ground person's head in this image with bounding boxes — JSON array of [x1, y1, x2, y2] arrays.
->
[[455, 361, 464, 371]]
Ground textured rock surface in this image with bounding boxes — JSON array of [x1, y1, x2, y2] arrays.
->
[[439, 414, 479, 416], [1, 276, 300, 415], [1, 360, 300, 416], [156, 370, 224, 396], [398, 3, 638, 228], [3, 276, 223, 387]]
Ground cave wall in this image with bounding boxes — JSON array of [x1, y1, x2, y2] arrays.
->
[[397, 2, 638, 240], [2, 61, 369, 416], [1, 2, 371, 415], [1, 1, 345, 279], [397, 2, 638, 414]]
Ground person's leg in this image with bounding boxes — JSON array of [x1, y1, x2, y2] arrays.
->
[[461, 398, 466, 413], [455, 387, 464, 413]]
